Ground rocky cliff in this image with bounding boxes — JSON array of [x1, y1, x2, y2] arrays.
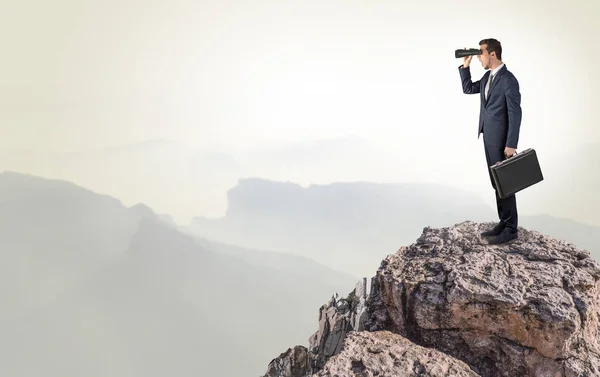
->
[[262, 221, 600, 377]]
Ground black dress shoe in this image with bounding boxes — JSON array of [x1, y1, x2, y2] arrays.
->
[[481, 222, 506, 237], [488, 228, 518, 244]]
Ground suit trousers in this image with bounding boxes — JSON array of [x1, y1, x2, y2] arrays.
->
[[484, 141, 518, 229]]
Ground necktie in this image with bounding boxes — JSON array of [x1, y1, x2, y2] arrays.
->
[[485, 73, 495, 100]]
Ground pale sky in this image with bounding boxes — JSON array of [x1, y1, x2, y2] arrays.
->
[[1, 0, 599, 224]]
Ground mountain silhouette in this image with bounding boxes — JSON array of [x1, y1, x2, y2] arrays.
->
[[0, 171, 356, 377], [189, 178, 600, 276]]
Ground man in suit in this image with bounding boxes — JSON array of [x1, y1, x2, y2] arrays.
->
[[458, 38, 522, 244]]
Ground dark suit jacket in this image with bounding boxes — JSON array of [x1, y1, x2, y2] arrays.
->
[[458, 64, 522, 149]]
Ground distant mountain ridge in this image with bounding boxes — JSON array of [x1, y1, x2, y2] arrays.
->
[[189, 178, 600, 276], [1, 170, 598, 377], [0, 171, 357, 377]]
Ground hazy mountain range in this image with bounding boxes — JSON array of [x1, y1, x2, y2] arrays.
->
[[0, 170, 598, 377], [0, 137, 372, 222], [188, 178, 600, 276], [0, 171, 356, 377], [2, 138, 599, 227]]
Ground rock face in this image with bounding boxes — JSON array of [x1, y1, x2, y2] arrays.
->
[[367, 221, 600, 376], [263, 278, 371, 375], [262, 221, 600, 377], [307, 279, 370, 370], [263, 346, 311, 377], [314, 331, 479, 377]]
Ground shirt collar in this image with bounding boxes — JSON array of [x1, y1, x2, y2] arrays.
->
[[490, 63, 504, 77]]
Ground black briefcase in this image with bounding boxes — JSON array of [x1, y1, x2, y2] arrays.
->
[[490, 148, 544, 199]]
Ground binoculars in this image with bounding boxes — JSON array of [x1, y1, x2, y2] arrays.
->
[[455, 48, 482, 58]]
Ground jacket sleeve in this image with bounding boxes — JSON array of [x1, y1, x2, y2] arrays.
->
[[458, 65, 481, 94], [505, 75, 522, 149]]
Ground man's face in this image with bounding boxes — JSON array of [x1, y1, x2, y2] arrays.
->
[[477, 44, 490, 69]]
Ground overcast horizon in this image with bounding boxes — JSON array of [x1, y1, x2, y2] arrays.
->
[[2, 0, 599, 225]]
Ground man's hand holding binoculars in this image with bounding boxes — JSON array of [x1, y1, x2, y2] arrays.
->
[[456, 47, 482, 67], [462, 47, 473, 68]]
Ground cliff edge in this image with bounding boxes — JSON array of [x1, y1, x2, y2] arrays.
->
[[263, 221, 600, 377]]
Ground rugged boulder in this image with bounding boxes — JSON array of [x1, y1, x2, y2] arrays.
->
[[263, 278, 373, 376], [263, 346, 311, 377], [314, 330, 479, 377], [366, 221, 600, 376], [262, 221, 600, 377], [307, 278, 370, 370]]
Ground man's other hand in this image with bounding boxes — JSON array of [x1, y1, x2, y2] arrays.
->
[[504, 147, 516, 157]]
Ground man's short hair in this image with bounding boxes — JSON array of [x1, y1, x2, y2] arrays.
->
[[479, 38, 502, 60]]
